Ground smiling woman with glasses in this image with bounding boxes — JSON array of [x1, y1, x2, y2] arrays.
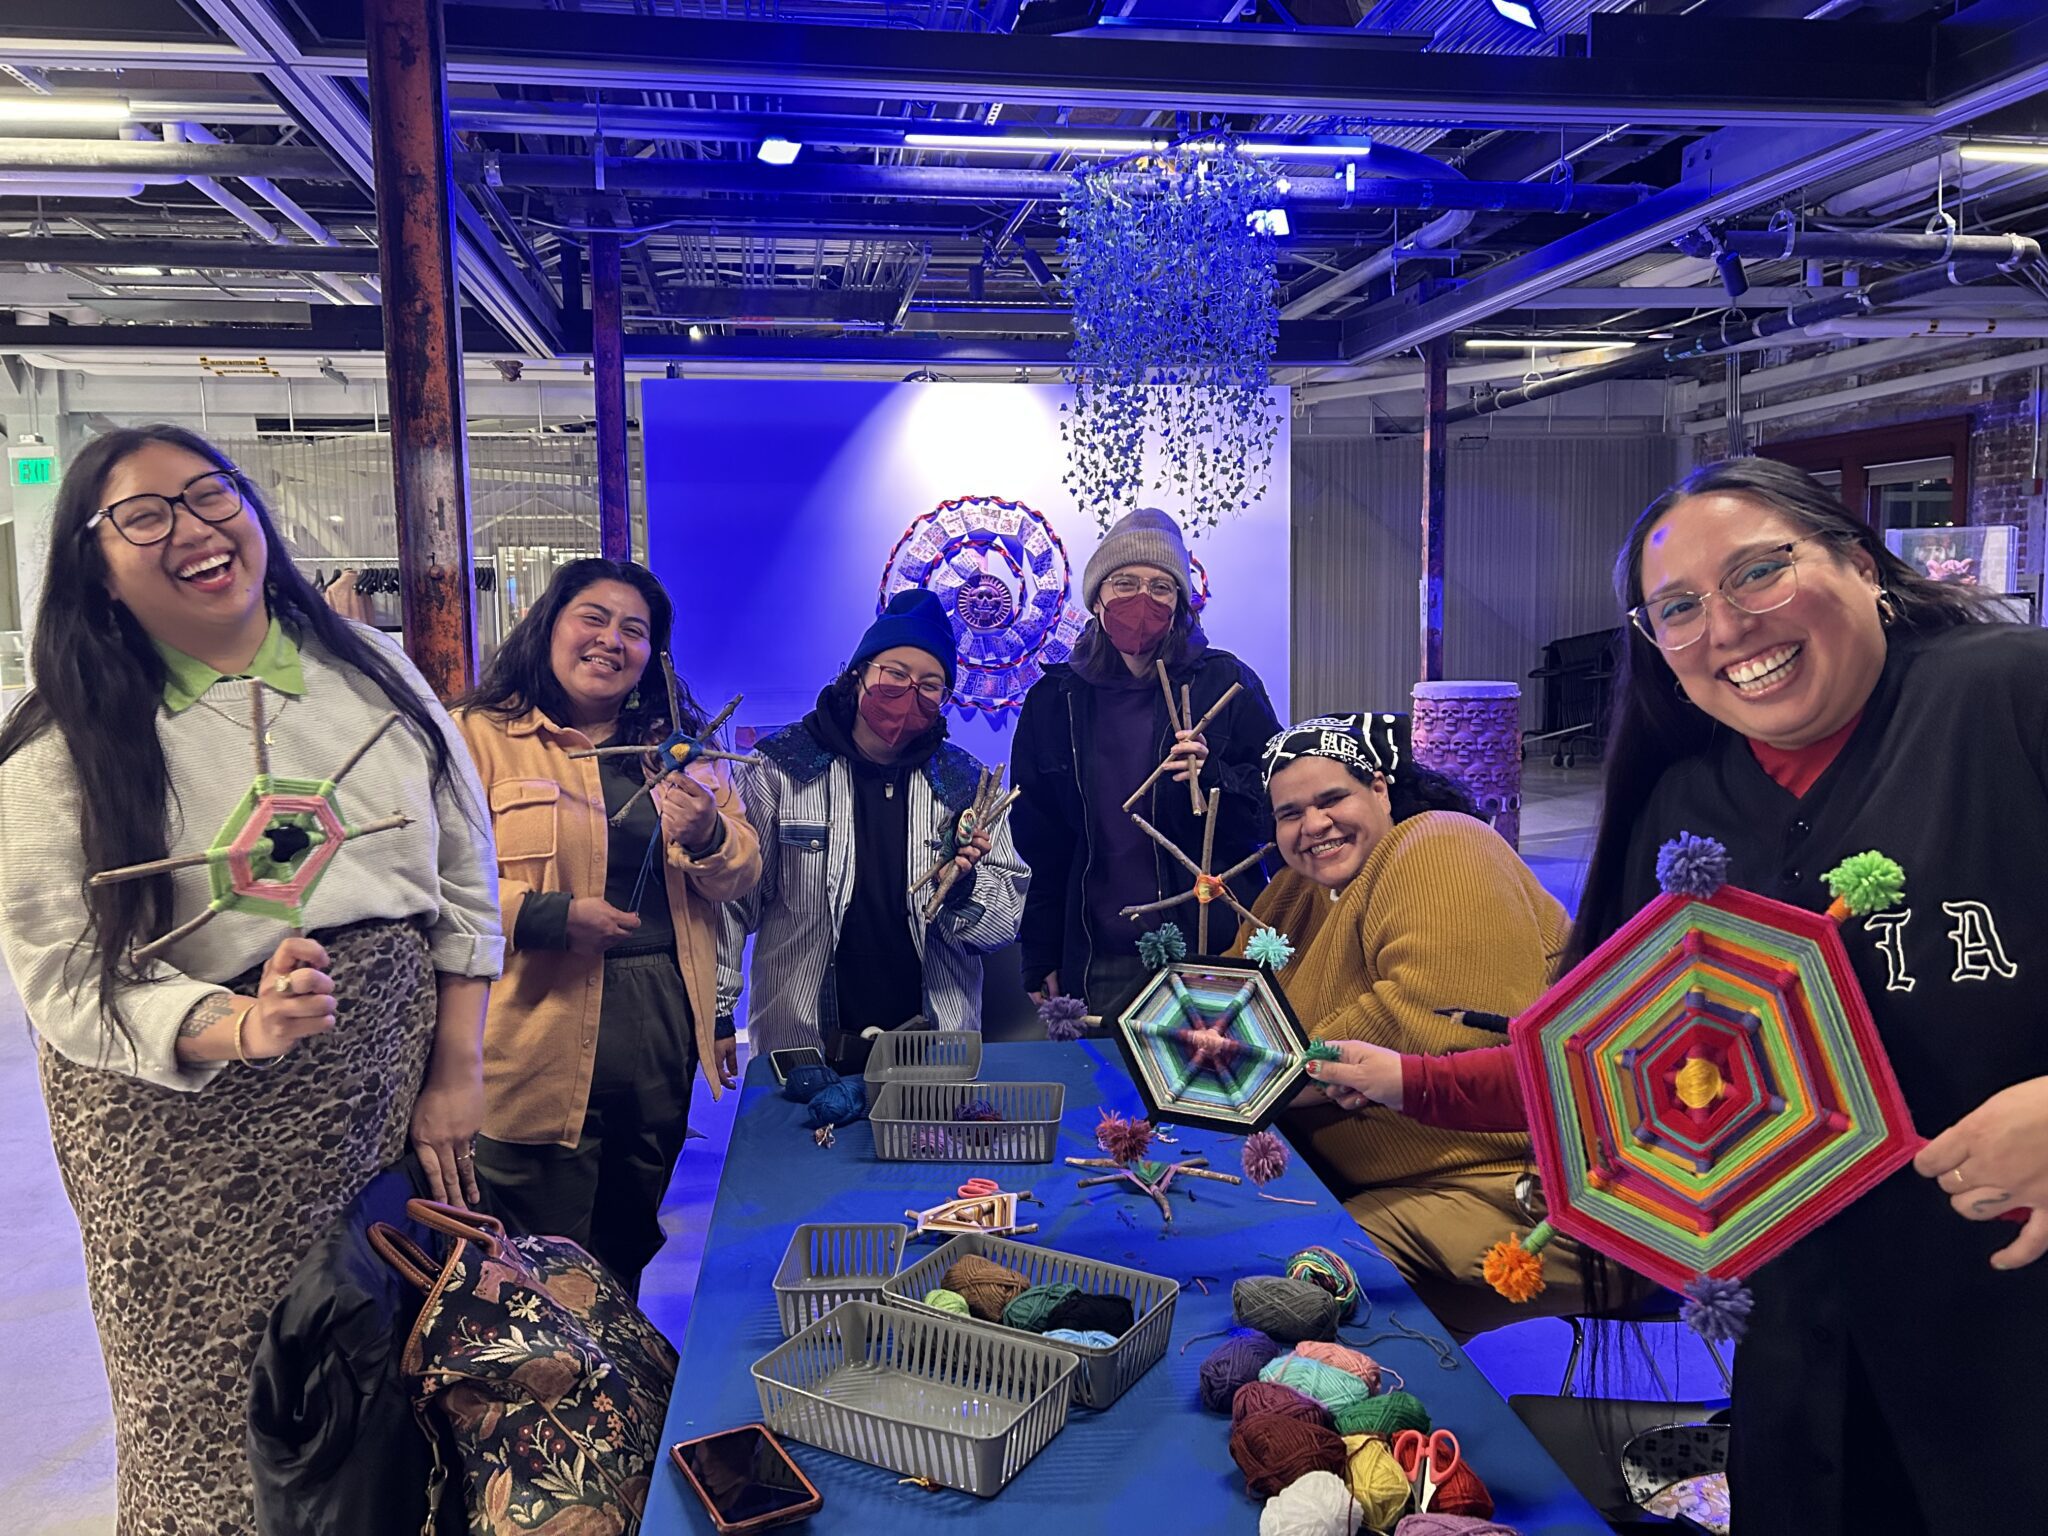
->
[[1628, 533, 1832, 650], [718, 590, 1027, 1069], [0, 423, 505, 1535]]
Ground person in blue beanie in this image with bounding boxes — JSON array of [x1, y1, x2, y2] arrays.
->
[[718, 591, 1029, 1070]]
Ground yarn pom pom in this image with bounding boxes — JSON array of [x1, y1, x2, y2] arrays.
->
[[1246, 926, 1296, 970], [1305, 1040, 1342, 1064], [1242, 1129, 1291, 1186], [1481, 1232, 1547, 1304], [1039, 994, 1090, 1042], [1823, 850, 1906, 919], [1260, 1469, 1363, 1536], [1096, 1108, 1156, 1166], [1655, 832, 1731, 898], [952, 1097, 1004, 1123], [1681, 1275, 1754, 1343], [1137, 922, 1188, 969]]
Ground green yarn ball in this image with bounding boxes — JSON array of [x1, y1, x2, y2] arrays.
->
[[923, 1288, 972, 1317], [1824, 851, 1906, 916], [1002, 1282, 1078, 1333], [1334, 1388, 1431, 1439], [1259, 1354, 1375, 1420]]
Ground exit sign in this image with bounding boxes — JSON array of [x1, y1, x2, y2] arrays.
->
[[13, 455, 55, 488]]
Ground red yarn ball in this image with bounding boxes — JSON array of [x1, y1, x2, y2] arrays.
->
[[1228, 1411, 1347, 1499], [1230, 1380, 1334, 1432], [1431, 1458, 1496, 1520]]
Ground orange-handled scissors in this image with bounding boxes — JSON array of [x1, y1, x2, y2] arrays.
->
[[1392, 1428, 1461, 1513], [957, 1178, 1001, 1199]]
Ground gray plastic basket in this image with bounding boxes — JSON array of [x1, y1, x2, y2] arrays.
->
[[862, 1029, 983, 1104], [868, 1079, 1065, 1163], [751, 1300, 1076, 1498], [771, 1222, 909, 1338], [881, 1232, 1179, 1409]]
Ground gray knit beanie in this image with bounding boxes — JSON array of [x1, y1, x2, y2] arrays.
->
[[1081, 507, 1192, 609]]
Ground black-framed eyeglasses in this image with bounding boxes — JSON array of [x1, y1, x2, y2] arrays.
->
[[865, 659, 953, 707], [1628, 534, 1828, 651], [86, 469, 246, 547]]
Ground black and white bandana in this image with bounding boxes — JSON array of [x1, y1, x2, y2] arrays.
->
[[1259, 712, 1408, 789]]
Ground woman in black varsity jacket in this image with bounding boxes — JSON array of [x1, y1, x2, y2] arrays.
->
[[1569, 457, 2048, 1536]]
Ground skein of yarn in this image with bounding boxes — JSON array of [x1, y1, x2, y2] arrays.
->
[[1429, 1460, 1495, 1520], [922, 1288, 972, 1317], [803, 1078, 867, 1129], [1001, 1283, 1077, 1333], [943, 1255, 1032, 1321], [1044, 1328, 1118, 1348], [1234, 1276, 1341, 1344], [781, 1063, 839, 1104], [1199, 1328, 1286, 1412], [1259, 1355, 1375, 1422], [1340, 1435, 1415, 1531], [1294, 1341, 1383, 1392], [1334, 1388, 1431, 1438], [1260, 1470, 1363, 1536], [1286, 1246, 1364, 1322], [1231, 1381, 1335, 1431], [1230, 1413, 1348, 1499], [1393, 1517, 1523, 1536], [1046, 1291, 1136, 1339]]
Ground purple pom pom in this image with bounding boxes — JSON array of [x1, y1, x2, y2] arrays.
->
[[1681, 1275, 1753, 1342], [1040, 995, 1089, 1043], [1242, 1129, 1289, 1186], [952, 1097, 1003, 1123], [1656, 832, 1731, 899]]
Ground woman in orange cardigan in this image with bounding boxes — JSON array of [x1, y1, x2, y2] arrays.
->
[[456, 559, 761, 1293]]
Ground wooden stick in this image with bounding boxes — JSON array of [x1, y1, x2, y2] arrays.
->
[[1129, 812, 1207, 883], [1182, 682, 1203, 814], [1120, 892, 1194, 919], [662, 652, 684, 731], [1172, 1165, 1245, 1187], [1199, 786, 1220, 953], [90, 849, 216, 887], [1121, 753, 1177, 815], [1075, 1171, 1175, 1225], [912, 776, 998, 898], [249, 680, 269, 782], [133, 903, 220, 965], [1185, 681, 1244, 740], [328, 711, 404, 790], [345, 813, 412, 840], [918, 788, 1021, 920], [1155, 659, 1180, 730], [697, 693, 743, 744]]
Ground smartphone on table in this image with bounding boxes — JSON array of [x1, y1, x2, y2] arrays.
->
[[768, 1046, 826, 1085], [671, 1423, 822, 1532]]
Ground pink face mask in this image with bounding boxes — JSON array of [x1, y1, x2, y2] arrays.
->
[[1099, 591, 1174, 655], [859, 679, 941, 748]]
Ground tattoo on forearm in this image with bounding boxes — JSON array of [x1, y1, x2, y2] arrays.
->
[[180, 994, 238, 1038]]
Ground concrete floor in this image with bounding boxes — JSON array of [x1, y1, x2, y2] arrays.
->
[[1, 761, 1726, 1533]]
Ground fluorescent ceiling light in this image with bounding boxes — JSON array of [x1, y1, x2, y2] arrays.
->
[[1463, 338, 1617, 352], [0, 97, 132, 124], [1959, 142, 2048, 166], [1491, 0, 1539, 27], [902, 131, 1371, 160], [756, 136, 803, 165], [107, 266, 166, 277], [1248, 209, 1290, 237]]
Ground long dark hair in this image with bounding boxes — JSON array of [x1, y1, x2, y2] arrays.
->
[[1567, 456, 1998, 966], [0, 423, 458, 1055], [459, 558, 705, 755]]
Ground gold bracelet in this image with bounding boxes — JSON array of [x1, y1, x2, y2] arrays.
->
[[234, 1004, 276, 1070]]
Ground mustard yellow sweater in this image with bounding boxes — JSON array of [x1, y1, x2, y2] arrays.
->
[[1234, 811, 1569, 1190]]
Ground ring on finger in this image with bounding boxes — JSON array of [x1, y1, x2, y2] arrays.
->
[[274, 974, 293, 996]]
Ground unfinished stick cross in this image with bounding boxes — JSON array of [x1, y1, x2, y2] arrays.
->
[[910, 766, 1021, 922], [89, 680, 411, 963], [1065, 1153, 1244, 1227], [567, 656, 763, 826], [1121, 667, 1243, 818], [1121, 785, 1274, 953]]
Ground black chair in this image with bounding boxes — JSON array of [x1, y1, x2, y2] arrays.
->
[[1526, 628, 1622, 768]]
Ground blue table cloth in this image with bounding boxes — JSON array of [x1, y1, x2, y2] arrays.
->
[[644, 1041, 1608, 1534]]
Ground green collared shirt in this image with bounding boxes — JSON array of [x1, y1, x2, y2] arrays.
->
[[155, 617, 307, 713]]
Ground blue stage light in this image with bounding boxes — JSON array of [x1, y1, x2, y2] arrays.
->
[[1248, 209, 1291, 238]]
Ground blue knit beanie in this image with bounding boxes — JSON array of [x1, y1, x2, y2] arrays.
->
[[852, 589, 958, 687]]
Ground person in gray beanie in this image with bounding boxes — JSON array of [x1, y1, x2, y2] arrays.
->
[[1011, 508, 1281, 1012]]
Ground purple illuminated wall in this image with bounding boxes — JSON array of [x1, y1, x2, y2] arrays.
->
[[641, 380, 1291, 765]]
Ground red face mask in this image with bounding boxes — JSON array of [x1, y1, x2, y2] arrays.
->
[[858, 678, 941, 748], [1099, 591, 1174, 655]]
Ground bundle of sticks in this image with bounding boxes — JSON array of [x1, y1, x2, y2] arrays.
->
[[910, 766, 1021, 921], [1121, 661, 1243, 816]]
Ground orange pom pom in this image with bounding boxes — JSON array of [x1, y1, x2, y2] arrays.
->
[[1195, 874, 1225, 905], [1482, 1235, 1547, 1303]]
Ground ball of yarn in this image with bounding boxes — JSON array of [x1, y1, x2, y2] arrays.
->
[[1260, 1469, 1362, 1536], [1286, 1246, 1364, 1322], [942, 1254, 1031, 1321], [1293, 1341, 1383, 1392], [922, 1288, 971, 1317], [1234, 1275, 1341, 1344], [1043, 1328, 1118, 1348], [803, 1078, 867, 1130], [1259, 1355, 1375, 1421], [1429, 1460, 1494, 1520], [781, 1063, 838, 1103], [1229, 1412, 1348, 1499], [1198, 1328, 1284, 1413], [1393, 1518, 1522, 1536], [1045, 1291, 1136, 1339], [1231, 1381, 1334, 1432], [1001, 1282, 1077, 1333], [1333, 1388, 1431, 1439], [1340, 1434, 1413, 1530], [952, 1097, 1004, 1122]]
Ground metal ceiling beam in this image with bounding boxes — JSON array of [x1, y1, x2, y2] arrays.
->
[[0, 138, 339, 180], [284, 7, 1935, 126], [0, 236, 382, 273]]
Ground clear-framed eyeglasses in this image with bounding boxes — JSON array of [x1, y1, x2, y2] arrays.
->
[[1628, 535, 1830, 651], [1104, 574, 1179, 603], [86, 469, 246, 548], [866, 659, 953, 707]]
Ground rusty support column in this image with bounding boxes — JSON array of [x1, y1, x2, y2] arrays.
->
[[366, 0, 477, 698], [591, 230, 631, 559], [1419, 334, 1448, 683]]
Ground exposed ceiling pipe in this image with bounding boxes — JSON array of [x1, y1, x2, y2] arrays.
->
[[1279, 209, 1472, 321], [0, 236, 382, 273], [1806, 316, 2048, 339], [1450, 241, 2042, 422], [1298, 347, 1638, 405], [0, 137, 337, 180], [1686, 343, 2048, 433], [170, 121, 377, 305], [1677, 228, 2039, 265]]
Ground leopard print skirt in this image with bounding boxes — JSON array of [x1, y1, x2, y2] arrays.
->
[[39, 918, 437, 1536]]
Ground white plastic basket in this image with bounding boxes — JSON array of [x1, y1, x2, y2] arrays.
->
[[881, 1232, 1179, 1409], [867, 1079, 1065, 1163], [862, 1029, 983, 1104], [771, 1222, 908, 1338], [751, 1300, 1076, 1498]]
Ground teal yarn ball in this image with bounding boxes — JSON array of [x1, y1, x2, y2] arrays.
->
[[923, 1288, 972, 1317], [1259, 1354, 1375, 1420], [1285, 1246, 1364, 1322], [1002, 1283, 1078, 1333], [1333, 1388, 1431, 1438], [1044, 1328, 1119, 1348]]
